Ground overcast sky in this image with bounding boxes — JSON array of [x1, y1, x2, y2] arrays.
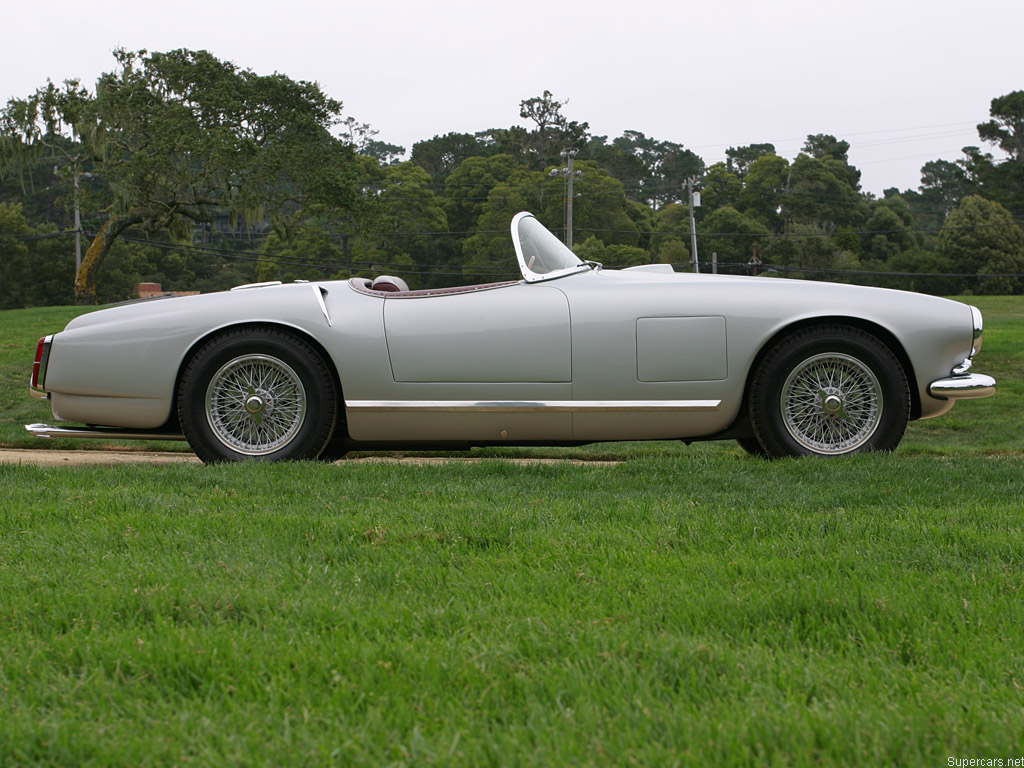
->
[[2, 0, 1020, 195]]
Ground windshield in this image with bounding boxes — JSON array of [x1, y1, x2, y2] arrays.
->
[[512, 212, 589, 282]]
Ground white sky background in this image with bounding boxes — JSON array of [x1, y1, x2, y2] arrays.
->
[[2, 0, 1020, 196]]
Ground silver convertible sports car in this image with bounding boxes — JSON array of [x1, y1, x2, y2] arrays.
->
[[29, 212, 996, 462]]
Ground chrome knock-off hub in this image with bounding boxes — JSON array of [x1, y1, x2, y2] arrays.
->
[[244, 388, 269, 423], [821, 392, 844, 416]]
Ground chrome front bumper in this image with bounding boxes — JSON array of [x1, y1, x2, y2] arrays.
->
[[928, 305, 997, 401], [928, 373, 996, 400]]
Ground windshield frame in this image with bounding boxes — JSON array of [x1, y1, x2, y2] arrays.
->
[[511, 211, 590, 283]]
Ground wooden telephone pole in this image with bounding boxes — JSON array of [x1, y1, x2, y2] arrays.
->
[[686, 177, 700, 272]]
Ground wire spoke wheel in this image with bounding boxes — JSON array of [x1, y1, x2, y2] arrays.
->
[[178, 328, 337, 463], [781, 353, 882, 454], [205, 354, 307, 455], [748, 325, 909, 459]]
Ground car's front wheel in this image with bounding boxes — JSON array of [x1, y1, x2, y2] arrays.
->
[[178, 328, 337, 463], [749, 325, 910, 458]]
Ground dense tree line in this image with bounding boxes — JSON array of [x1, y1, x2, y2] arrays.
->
[[1, 52, 1022, 308]]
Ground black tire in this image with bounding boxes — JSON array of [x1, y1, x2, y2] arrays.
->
[[317, 436, 350, 463], [749, 325, 909, 458], [736, 437, 768, 457], [177, 328, 337, 463]]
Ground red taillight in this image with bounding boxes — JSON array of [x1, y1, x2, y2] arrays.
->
[[31, 335, 52, 391]]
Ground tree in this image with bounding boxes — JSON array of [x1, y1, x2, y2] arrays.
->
[[0, 48, 361, 304], [649, 203, 691, 264], [886, 249, 960, 296], [860, 196, 915, 263], [360, 139, 406, 166], [977, 91, 1024, 161], [257, 222, 346, 284], [782, 154, 865, 228], [937, 195, 1024, 293], [518, 90, 590, 164], [801, 134, 861, 190], [725, 144, 775, 179], [700, 163, 743, 212], [473, 126, 532, 162], [965, 94, 1024, 218], [0, 202, 31, 308], [572, 236, 652, 268], [549, 160, 641, 248], [339, 117, 405, 165], [411, 132, 488, 181], [803, 134, 851, 162], [586, 135, 648, 202], [601, 131, 703, 209], [770, 223, 860, 279], [735, 153, 789, 231], [461, 169, 540, 278], [0, 202, 77, 308], [461, 160, 639, 277], [365, 162, 447, 283], [911, 159, 973, 225], [443, 154, 519, 235], [698, 206, 772, 267]]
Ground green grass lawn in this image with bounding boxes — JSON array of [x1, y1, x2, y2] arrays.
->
[[0, 298, 1022, 766]]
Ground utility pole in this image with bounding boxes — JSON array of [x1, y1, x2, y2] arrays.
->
[[748, 245, 761, 276], [73, 170, 83, 274], [561, 148, 578, 248], [686, 177, 700, 272]]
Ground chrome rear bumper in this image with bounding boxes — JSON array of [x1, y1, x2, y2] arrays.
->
[[928, 373, 996, 400], [25, 423, 185, 441]]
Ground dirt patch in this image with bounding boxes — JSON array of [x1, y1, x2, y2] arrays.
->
[[0, 448, 620, 467], [0, 448, 201, 467]]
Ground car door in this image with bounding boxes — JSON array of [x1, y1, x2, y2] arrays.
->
[[367, 283, 574, 442]]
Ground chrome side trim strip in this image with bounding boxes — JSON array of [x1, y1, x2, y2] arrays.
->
[[25, 423, 186, 441], [346, 400, 721, 413], [928, 374, 996, 400]]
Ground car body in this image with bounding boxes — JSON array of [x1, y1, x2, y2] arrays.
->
[[28, 212, 996, 462]]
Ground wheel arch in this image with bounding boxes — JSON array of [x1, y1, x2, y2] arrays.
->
[[743, 316, 921, 422], [172, 322, 346, 433]]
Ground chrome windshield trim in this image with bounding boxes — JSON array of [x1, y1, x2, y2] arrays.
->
[[928, 373, 996, 401], [346, 400, 721, 413], [511, 212, 590, 283]]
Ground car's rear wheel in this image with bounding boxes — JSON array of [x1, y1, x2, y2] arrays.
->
[[749, 325, 910, 458], [178, 328, 337, 463]]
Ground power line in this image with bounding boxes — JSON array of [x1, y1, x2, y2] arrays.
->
[[6, 231, 73, 242]]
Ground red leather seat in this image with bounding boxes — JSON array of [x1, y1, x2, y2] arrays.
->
[[371, 275, 409, 293]]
